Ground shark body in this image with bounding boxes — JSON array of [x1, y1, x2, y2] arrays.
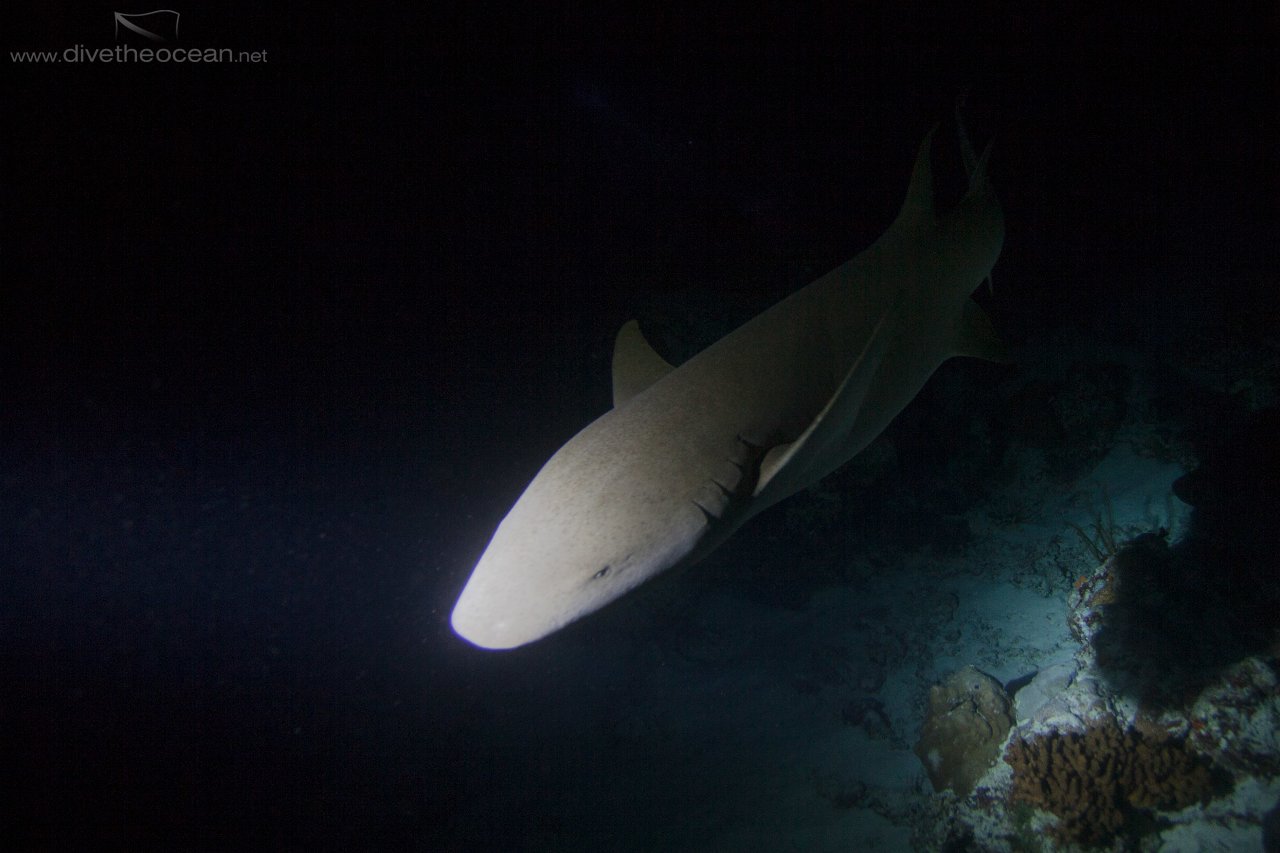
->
[[452, 126, 1006, 649]]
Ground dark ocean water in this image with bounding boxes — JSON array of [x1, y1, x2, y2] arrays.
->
[[5, 4, 1277, 850]]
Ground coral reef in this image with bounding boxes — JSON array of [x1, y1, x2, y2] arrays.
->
[[914, 666, 1014, 796], [1005, 724, 1215, 846], [1066, 485, 1129, 564], [1187, 657, 1280, 777]]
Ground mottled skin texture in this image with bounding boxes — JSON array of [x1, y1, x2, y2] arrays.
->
[[452, 128, 1005, 649]]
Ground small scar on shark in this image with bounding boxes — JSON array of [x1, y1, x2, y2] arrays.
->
[[451, 118, 1007, 650]]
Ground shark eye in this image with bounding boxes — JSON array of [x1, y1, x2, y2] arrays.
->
[[592, 565, 610, 580]]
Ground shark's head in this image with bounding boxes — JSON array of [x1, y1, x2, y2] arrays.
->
[[450, 426, 709, 649]]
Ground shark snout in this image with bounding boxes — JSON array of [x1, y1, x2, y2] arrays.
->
[[450, 592, 523, 650], [450, 562, 561, 650]]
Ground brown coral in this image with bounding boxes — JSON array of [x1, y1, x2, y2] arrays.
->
[[914, 666, 1015, 796], [1005, 725, 1214, 846]]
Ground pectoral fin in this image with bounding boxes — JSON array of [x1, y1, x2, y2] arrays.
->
[[753, 313, 890, 505]]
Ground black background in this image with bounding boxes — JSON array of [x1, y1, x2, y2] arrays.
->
[[3, 3, 1276, 850]]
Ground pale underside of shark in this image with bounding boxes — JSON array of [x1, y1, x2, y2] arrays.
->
[[452, 123, 1006, 650]]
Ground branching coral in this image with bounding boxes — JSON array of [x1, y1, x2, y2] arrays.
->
[[1067, 485, 1126, 564], [1005, 725, 1214, 846]]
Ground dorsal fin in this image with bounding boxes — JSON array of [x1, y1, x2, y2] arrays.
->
[[895, 125, 938, 231], [956, 93, 996, 294], [955, 91, 979, 187], [611, 320, 675, 407]]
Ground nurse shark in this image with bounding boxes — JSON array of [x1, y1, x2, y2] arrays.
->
[[452, 123, 1006, 649]]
